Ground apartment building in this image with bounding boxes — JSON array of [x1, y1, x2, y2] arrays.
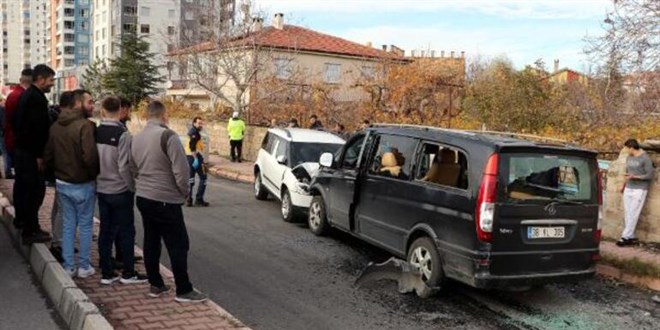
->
[[48, 0, 92, 71], [0, 0, 31, 88], [31, 0, 49, 67], [180, 0, 235, 47]]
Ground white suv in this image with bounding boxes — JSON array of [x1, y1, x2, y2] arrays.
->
[[254, 128, 345, 222]]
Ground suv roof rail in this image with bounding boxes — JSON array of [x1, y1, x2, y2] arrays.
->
[[464, 130, 569, 145], [371, 123, 472, 135]]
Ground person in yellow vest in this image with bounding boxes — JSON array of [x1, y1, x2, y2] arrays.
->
[[227, 111, 246, 163], [186, 117, 209, 207]]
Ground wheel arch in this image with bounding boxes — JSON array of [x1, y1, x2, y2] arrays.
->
[[405, 224, 439, 255]]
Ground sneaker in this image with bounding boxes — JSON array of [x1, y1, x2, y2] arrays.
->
[[616, 238, 636, 247], [148, 285, 170, 298], [100, 273, 120, 285], [120, 272, 149, 284], [77, 267, 96, 279], [65, 268, 77, 278], [194, 200, 210, 207], [175, 289, 208, 303]]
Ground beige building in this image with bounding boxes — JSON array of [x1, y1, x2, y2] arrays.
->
[[166, 13, 405, 111]]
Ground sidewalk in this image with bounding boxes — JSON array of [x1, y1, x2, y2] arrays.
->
[[0, 179, 251, 330], [204, 159, 660, 292]]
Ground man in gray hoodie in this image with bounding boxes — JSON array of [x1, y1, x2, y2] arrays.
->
[[131, 101, 207, 303], [617, 139, 655, 246]]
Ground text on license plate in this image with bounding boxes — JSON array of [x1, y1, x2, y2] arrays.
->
[[528, 226, 565, 239]]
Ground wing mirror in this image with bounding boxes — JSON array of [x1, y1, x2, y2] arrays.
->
[[319, 153, 333, 168], [276, 155, 287, 165]]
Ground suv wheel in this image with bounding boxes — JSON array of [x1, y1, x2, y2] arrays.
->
[[408, 237, 445, 288], [281, 189, 296, 222], [254, 171, 268, 200], [308, 195, 329, 236]]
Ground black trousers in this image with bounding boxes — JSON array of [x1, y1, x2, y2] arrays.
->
[[13, 149, 46, 235], [98, 191, 136, 277], [136, 196, 193, 295], [230, 139, 243, 161]]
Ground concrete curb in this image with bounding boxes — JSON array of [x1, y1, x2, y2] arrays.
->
[[0, 192, 114, 330], [207, 165, 253, 184], [596, 263, 660, 291]]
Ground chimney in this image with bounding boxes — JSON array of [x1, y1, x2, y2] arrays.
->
[[366, 41, 372, 48], [460, 51, 465, 58], [251, 17, 263, 32], [382, 45, 387, 51], [410, 50, 416, 57], [389, 45, 404, 57], [450, 51, 455, 58], [430, 50, 435, 58], [420, 50, 426, 58], [554, 59, 559, 72], [440, 50, 445, 58], [273, 13, 284, 30]]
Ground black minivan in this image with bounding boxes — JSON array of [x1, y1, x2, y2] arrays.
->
[[308, 125, 602, 289]]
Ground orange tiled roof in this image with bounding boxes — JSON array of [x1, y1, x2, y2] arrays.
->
[[172, 24, 402, 60]]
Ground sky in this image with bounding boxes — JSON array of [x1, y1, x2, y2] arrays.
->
[[253, 0, 615, 71]]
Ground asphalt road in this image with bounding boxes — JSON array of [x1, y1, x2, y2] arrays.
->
[[135, 177, 659, 330], [0, 224, 66, 330]]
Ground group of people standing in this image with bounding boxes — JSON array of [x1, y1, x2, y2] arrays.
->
[[270, 114, 371, 141], [3, 64, 206, 303]]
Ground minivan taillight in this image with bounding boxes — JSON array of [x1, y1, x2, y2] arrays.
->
[[476, 154, 499, 242], [595, 170, 603, 243]]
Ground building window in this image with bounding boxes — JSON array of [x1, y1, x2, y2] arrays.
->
[[102, 45, 106, 56], [78, 34, 89, 43], [324, 63, 341, 83], [123, 6, 137, 16], [95, 30, 99, 41], [64, 46, 75, 55], [362, 66, 376, 79], [274, 58, 292, 79], [79, 46, 89, 57], [80, 9, 89, 18], [168, 9, 175, 18], [80, 21, 89, 31], [65, 34, 75, 42], [102, 28, 106, 39], [168, 26, 176, 36], [65, 59, 75, 67], [123, 24, 136, 33], [140, 24, 150, 34], [95, 46, 99, 58], [64, 21, 75, 29], [64, 8, 75, 17], [141, 7, 150, 17]]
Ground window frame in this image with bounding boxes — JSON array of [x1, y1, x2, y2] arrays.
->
[[324, 63, 341, 84], [339, 133, 366, 170], [412, 141, 470, 191], [365, 133, 418, 181]]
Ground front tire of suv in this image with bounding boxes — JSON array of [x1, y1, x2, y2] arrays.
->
[[408, 237, 445, 288], [254, 171, 269, 200], [308, 195, 329, 236], [281, 189, 296, 223]]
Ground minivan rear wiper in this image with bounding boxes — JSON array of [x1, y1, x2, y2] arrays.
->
[[548, 199, 585, 206]]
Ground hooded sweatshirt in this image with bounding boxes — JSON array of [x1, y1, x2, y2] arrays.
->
[[44, 108, 99, 183]]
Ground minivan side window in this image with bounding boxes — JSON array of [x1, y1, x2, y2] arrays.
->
[[275, 138, 287, 159], [341, 135, 366, 169], [416, 143, 469, 189], [367, 134, 417, 180], [261, 133, 275, 154]]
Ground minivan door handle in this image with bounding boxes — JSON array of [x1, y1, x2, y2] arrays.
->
[[521, 219, 578, 225]]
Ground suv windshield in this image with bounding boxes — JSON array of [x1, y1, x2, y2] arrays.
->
[[290, 142, 343, 167], [504, 153, 595, 202]]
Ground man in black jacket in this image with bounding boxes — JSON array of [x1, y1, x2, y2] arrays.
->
[[13, 64, 56, 244]]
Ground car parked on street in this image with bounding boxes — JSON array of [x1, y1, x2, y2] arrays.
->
[[308, 124, 602, 290], [254, 128, 345, 222]]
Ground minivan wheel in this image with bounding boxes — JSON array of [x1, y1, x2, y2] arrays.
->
[[408, 237, 445, 288], [254, 171, 268, 200], [281, 189, 296, 223], [308, 195, 329, 236]]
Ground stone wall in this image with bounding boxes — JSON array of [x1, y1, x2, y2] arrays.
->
[[603, 150, 660, 242], [127, 118, 268, 162]]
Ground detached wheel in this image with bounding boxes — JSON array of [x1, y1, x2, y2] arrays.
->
[[308, 195, 329, 236], [254, 171, 268, 200], [281, 189, 296, 223], [408, 237, 445, 288]]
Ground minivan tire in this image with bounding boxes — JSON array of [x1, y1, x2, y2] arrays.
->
[[408, 237, 445, 288], [254, 171, 269, 200], [308, 195, 329, 236], [281, 189, 297, 223]]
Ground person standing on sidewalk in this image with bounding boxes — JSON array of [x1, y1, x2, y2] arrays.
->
[[131, 101, 207, 303], [14, 65, 55, 244], [48, 92, 74, 262], [227, 111, 245, 163], [0, 96, 6, 178], [617, 139, 654, 247], [186, 116, 209, 207], [44, 89, 99, 278], [3, 69, 32, 181], [96, 96, 148, 285]]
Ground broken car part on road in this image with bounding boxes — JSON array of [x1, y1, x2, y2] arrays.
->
[[355, 257, 436, 298]]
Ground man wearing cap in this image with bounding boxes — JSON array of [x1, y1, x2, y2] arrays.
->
[[227, 111, 245, 163]]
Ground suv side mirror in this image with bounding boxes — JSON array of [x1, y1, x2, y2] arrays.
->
[[319, 153, 333, 168], [276, 155, 287, 165]]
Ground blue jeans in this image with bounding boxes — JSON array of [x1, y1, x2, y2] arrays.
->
[[57, 181, 96, 271], [98, 191, 136, 277], [187, 155, 207, 202]]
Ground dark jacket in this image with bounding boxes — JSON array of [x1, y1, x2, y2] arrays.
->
[[187, 126, 202, 153], [96, 120, 133, 194], [15, 85, 50, 157], [44, 109, 99, 183]]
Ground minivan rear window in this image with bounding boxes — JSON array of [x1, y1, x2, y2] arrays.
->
[[505, 154, 594, 202]]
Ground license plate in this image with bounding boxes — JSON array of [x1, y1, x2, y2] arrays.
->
[[528, 226, 565, 239]]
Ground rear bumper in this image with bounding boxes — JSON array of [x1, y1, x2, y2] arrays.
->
[[472, 268, 596, 289]]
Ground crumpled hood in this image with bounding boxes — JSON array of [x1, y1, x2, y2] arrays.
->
[[291, 162, 321, 182], [56, 109, 85, 126]]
